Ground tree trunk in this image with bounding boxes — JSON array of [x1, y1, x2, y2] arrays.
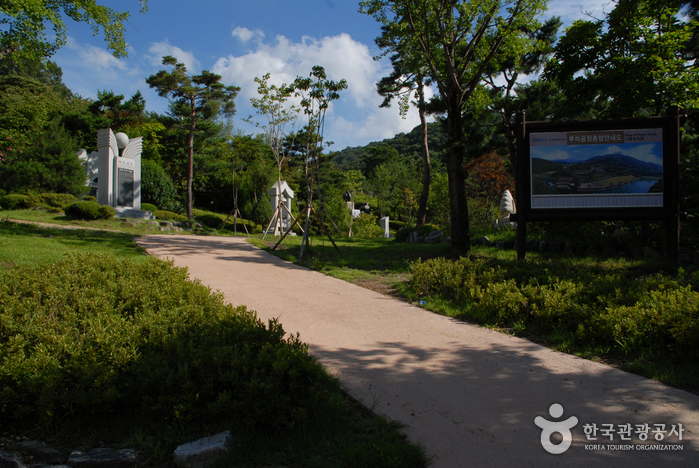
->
[[416, 77, 431, 226], [187, 96, 196, 220], [445, 93, 470, 254]]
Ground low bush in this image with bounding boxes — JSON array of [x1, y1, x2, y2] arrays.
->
[[409, 257, 699, 359], [154, 210, 188, 222], [0, 194, 30, 210], [140, 203, 158, 212], [38, 193, 77, 208], [0, 254, 332, 429], [64, 201, 115, 220], [195, 213, 225, 229], [351, 213, 383, 238]]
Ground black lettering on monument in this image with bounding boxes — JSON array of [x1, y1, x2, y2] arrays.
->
[[118, 168, 134, 207]]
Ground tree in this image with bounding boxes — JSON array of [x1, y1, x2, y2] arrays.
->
[[484, 16, 562, 173], [545, 0, 699, 118], [0, 0, 148, 60], [293, 66, 347, 259], [0, 119, 86, 195], [374, 23, 433, 225], [147, 56, 240, 219], [245, 73, 299, 235], [361, 0, 548, 253]]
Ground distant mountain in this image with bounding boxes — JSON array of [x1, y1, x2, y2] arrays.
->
[[532, 158, 565, 174], [582, 153, 662, 175], [332, 122, 447, 173]]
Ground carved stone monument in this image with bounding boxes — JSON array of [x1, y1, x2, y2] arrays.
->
[[267, 180, 294, 235], [79, 128, 150, 219]]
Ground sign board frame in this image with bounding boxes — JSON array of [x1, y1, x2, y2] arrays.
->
[[512, 107, 683, 262]]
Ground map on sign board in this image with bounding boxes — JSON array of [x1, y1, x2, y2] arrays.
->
[[529, 129, 663, 209]]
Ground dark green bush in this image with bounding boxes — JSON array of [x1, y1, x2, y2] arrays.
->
[[64, 201, 115, 220], [81, 196, 97, 202], [250, 198, 274, 227], [141, 159, 177, 208], [154, 210, 188, 222], [409, 257, 699, 358], [0, 254, 331, 428], [352, 213, 382, 238], [39, 193, 77, 208], [0, 194, 30, 210], [140, 202, 157, 212], [196, 213, 225, 229]]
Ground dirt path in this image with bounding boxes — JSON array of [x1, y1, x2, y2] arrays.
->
[[136, 235, 699, 468]]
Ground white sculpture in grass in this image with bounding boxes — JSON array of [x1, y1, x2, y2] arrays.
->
[[494, 190, 516, 229]]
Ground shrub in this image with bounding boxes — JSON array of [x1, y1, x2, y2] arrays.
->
[[141, 159, 177, 208], [39, 193, 77, 208], [161, 200, 183, 214], [0, 254, 330, 428], [0, 194, 30, 210], [64, 201, 115, 220], [409, 257, 699, 359], [196, 213, 225, 229], [81, 196, 97, 202], [153, 210, 188, 222], [352, 213, 383, 238], [140, 203, 158, 212], [250, 198, 274, 227]]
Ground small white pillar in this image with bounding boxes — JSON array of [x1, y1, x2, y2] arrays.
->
[[380, 216, 390, 238]]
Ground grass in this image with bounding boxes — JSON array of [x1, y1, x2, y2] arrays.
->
[[0, 216, 429, 468], [0, 220, 150, 267]]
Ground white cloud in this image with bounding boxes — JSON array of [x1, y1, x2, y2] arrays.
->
[[147, 41, 200, 73], [212, 32, 426, 148], [232, 27, 265, 43]]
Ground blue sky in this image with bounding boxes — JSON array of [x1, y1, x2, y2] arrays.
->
[[50, 0, 612, 151]]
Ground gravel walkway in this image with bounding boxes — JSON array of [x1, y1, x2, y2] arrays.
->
[[136, 234, 699, 468]]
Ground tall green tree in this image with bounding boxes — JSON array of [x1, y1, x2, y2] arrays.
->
[[293, 66, 347, 259], [373, 23, 433, 225], [146, 56, 240, 219], [0, 0, 148, 60], [361, 0, 548, 253], [246, 73, 299, 234], [545, 0, 699, 118]]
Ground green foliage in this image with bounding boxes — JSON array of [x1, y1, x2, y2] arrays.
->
[[141, 159, 177, 208], [153, 210, 187, 222], [140, 202, 157, 212], [0, 0, 148, 61], [38, 192, 77, 208], [409, 257, 699, 360], [0, 121, 87, 195], [250, 197, 274, 228], [0, 75, 62, 145], [0, 194, 30, 210], [352, 213, 383, 238], [0, 254, 330, 429], [64, 201, 115, 220], [545, 0, 699, 117]]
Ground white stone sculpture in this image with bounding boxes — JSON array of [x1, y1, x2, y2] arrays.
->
[[380, 216, 390, 238], [267, 181, 294, 235], [78, 128, 147, 218], [494, 189, 516, 229]]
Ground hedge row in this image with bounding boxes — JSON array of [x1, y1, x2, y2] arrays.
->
[[0, 254, 331, 428], [410, 257, 699, 357]]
